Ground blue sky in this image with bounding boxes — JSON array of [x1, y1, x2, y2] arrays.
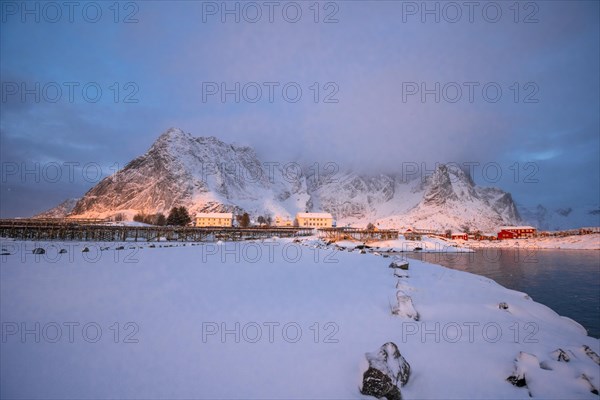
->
[[1, 0, 599, 218]]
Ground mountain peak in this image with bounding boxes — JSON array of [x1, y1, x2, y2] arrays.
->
[[160, 127, 189, 138], [151, 127, 193, 152], [422, 165, 458, 206]]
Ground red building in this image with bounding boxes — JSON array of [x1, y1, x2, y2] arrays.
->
[[451, 233, 468, 240], [497, 226, 537, 240]]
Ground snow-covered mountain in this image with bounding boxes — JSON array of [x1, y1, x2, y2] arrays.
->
[[33, 198, 79, 219], [517, 203, 600, 231], [316, 164, 521, 232], [54, 128, 523, 231], [380, 167, 520, 233], [69, 128, 310, 220]]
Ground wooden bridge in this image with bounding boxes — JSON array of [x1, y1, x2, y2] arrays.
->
[[0, 219, 313, 242], [318, 227, 399, 242]]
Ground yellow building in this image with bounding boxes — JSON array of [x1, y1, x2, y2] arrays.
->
[[295, 212, 333, 228], [195, 212, 233, 227], [274, 215, 293, 227]]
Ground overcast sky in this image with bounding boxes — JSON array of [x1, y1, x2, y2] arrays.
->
[[1, 0, 598, 218]]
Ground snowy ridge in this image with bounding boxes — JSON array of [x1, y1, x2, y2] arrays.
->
[[60, 127, 522, 231], [33, 198, 79, 219]]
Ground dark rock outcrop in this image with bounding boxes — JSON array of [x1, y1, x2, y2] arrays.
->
[[581, 374, 599, 395], [551, 348, 570, 362], [583, 345, 600, 365], [506, 374, 527, 387], [361, 367, 401, 400]]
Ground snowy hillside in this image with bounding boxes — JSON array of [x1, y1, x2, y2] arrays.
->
[[60, 127, 521, 231]]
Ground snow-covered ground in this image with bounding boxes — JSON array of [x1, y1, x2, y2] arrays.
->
[[454, 234, 600, 251], [322, 234, 474, 253], [1, 239, 598, 399], [102, 221, 155, 227]]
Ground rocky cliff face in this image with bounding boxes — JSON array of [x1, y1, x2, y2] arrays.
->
[[47, 127, 523, 231]]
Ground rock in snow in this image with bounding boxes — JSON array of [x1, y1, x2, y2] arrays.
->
[[506, 352, 538, 393], [361, 367, 402, 400], [580, 374, 599, 395], [583, 345, 600, 365], [507, 348, 600, 398], [360, 342, 411, 400], [388, 260, 409, 270], [552, 348, 571, 362], [392, 291, 420, 321]]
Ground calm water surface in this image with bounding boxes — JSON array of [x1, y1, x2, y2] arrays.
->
[[406, 249, 600, 338]]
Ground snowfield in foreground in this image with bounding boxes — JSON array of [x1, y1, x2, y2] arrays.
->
[[1, 239, 599, 399]]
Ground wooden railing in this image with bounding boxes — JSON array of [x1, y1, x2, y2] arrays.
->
[[0, 219, 313, 242]]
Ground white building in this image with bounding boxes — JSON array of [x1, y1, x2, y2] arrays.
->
[[274, 215, 293, 227], [295, 212, 333, 228], [195, 212, 233, 227]]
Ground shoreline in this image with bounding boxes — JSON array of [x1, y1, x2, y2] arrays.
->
[[452, 233, 600, 251]]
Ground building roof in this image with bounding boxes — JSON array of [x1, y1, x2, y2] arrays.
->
[[499, 226, 536, 231], [195, 213, 233, 219], [296, 212, 333, 219]]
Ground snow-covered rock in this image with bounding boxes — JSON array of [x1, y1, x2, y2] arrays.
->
[[506, 347, 600, 398], [392, 291, 420, 321], [583, 345, 600, 365], [388, 260, 409, 270]]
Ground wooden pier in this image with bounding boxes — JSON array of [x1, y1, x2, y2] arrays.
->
[[0, 219, 313, 242], [318, 227, 399, 242]]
